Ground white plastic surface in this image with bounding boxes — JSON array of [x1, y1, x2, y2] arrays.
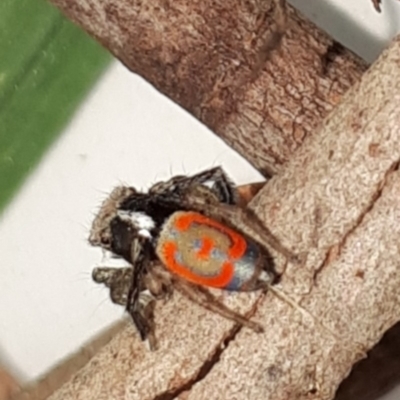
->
[[0, 1, 399, 393]]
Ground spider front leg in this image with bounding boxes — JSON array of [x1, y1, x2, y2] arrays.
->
[[92, 264, 163, 350], [92, 264, 154, 347], [92, 266, 132, 306], [125, 239, 155, 343]]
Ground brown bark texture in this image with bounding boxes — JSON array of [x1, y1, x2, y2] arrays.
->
[[0, 368, 19, 400], [50, 0, 366, 176], [20, 0, 399, 399]]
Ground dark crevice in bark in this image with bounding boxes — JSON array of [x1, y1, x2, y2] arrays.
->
[[154, 295, 265, 400], [312, 159, 400, 285], [153, 324, 242, 400], [337, 159, 400, 248]]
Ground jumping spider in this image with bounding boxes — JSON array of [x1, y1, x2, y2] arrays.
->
[[90, 167, 297, 350]]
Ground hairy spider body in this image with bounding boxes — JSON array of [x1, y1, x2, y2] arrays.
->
[[90, 167, 295, 349]]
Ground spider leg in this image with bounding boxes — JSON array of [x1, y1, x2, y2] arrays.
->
[[173, 279, 264, 333], [220, 204, 299, 263], [125, 239, 155, 344], [143, 262, 173, 300], [92, 266, 132, 306], [152, 167, 238, 205], [136, 289, 158, 351], [92, 263, 159, 350], [185, 167, 238, 205], [178, 188, 299, 264]]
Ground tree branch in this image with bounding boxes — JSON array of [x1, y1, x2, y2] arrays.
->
[[49, 0, 366, 175]]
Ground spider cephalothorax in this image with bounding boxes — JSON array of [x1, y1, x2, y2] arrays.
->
[[90, 167, 296, 350]]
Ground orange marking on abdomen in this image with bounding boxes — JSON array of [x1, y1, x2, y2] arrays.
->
[[196, 236, 214, 259], [161, 241, 235, 288], [174, 213, 194, 231], [172, 212, 247, 260]]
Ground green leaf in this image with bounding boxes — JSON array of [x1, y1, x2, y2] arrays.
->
[[0, 0, 112, 211]]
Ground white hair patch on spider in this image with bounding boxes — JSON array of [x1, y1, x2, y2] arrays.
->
[[117, 210, 155, 238], [203, 179, 216, 189]]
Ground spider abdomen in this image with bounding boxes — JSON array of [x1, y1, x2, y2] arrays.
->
[[156, 211, 273, 291]]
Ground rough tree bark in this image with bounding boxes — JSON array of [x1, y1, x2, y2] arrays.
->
[[0, 368, 18, 400], [48, 0, 365, 175], [18, 1, 400, 399]]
